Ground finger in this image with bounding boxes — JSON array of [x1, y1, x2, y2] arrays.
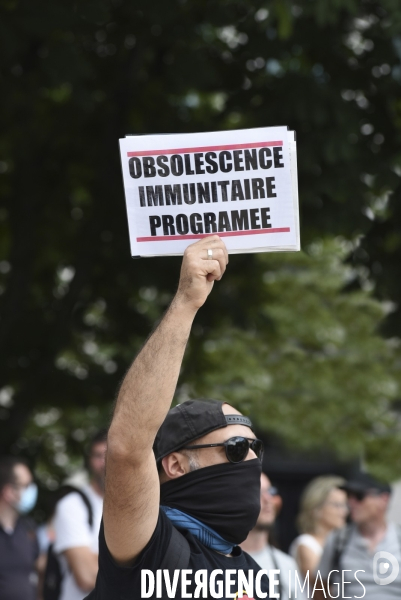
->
[[185, 235, 229, 270], [221, 240, 229, 264], [190, 234, 221, 250], [202, 238, 229, 265], [213, 238, 229, 265], [203, 247, 226, 279], [216, 242, 229, 269], [203, 247, 214, 261], [200, 234, 221, 245], [204, 259, 222, 282], [185, 235, 222, 259]]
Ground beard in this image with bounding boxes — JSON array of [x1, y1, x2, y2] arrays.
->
[[181, 449, 201, 472]]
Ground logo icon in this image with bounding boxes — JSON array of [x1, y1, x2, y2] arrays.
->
[[373, 551, 399, 586]]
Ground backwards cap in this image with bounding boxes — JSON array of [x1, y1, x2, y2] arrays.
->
[[339, 472, 391, 495], [153, 399, 253, 464]]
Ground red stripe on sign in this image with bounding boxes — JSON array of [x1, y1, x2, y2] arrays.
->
[[127, 141, 283, 157], [137, 227, 290, 242]]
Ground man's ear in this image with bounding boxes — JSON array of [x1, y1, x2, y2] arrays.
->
[[161, 452, 188, 479]]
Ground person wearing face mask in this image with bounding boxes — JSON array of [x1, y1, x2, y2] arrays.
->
[[85, 237, 269, 600], [0, 456, 39, 600]]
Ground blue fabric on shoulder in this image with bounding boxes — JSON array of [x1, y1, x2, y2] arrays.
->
[[161, 505, 234, 554]]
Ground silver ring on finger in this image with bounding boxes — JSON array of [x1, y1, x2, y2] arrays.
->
[[207, 248, 213, 260]]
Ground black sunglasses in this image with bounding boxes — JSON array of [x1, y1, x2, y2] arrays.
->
[[347, 490, 367, 501], [347, 489, 381, 502], [183, 436, 264, 464]]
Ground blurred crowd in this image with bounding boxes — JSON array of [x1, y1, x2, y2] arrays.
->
[[0, 430, 106, 600], [0, 431, 399, 599], [241, 471, 400, 598]]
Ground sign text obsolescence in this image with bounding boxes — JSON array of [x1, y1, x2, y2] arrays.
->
[[119, 127, 300, 257]]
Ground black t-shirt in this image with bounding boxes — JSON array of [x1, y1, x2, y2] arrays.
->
[[87, 509, 270, 599], [0, 518, 39, 600]]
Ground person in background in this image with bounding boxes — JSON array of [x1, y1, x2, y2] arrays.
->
[[318, 473, 401, 598], [0, 456, 39, 600], [53, 429, 107, 600], [241, 472, 301, 599], [290, 475, 347, 577]]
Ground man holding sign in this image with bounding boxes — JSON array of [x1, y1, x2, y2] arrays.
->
[[86, 236, 271, 599]]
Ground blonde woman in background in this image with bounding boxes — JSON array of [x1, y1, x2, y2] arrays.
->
[[290, 475, 348, 577]]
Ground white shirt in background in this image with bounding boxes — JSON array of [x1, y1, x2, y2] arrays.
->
[[249, 544, 305, 599], [289, 533, 323, 562], [53, 484, 103, 600]]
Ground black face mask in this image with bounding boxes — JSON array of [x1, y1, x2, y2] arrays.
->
[[160, 458, 262, 545]]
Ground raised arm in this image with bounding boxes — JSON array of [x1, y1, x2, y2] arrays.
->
[[104, 236, 228, 564]]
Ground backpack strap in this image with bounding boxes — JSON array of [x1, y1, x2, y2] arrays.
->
[[332, 525, 353, 573], [57, 485, 94, 528], [160, 525, 190, 570], [159, 526, 190, 600], [43, 542, 63, 600], [72, 488, 94, 529]]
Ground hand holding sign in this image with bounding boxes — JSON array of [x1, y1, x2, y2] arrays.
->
[[119, 126, 300, 257], [175, 236, 228, 312]]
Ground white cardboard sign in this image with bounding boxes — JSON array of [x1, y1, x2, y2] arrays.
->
[[119, 126, 300, 257]]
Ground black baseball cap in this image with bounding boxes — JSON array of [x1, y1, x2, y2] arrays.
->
[[339, 472, 391, 495], [153, 399, 254, 464]]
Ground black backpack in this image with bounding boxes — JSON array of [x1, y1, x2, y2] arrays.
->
[[43, 486, 94, 600]]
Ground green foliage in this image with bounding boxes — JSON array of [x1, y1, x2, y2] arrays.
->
[[1, 0, 401, 488], [183, 238, 401, 480]]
